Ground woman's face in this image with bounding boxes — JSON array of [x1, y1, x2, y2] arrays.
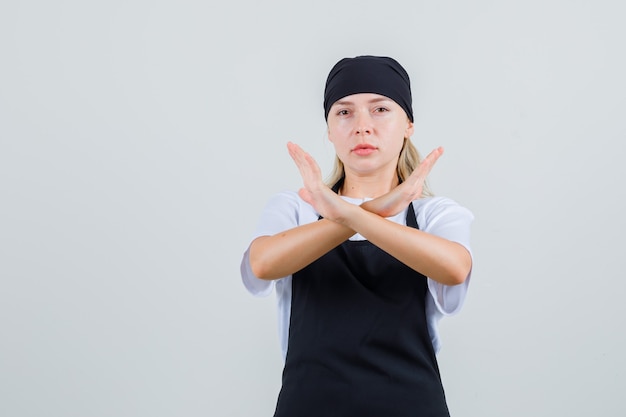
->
[[327, 93, 414, 177]]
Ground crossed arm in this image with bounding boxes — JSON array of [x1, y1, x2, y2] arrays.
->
[[249, 143, 472, 286]]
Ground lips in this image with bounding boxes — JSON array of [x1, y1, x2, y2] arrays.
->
[[352, 144, 377, 156]]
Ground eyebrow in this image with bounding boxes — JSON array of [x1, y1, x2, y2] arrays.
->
[[332, 97, 393, 107]]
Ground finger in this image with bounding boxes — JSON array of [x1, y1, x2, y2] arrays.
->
[[402, 146, 443, 190], [423, 146, 444, 166], [287, 142, 306, 166], [298, 188, 313, 205], [287, 142, 312, 175], [417, 146, 444, 176], [288, 142, 315, 169], [287, 142, 323, 188]]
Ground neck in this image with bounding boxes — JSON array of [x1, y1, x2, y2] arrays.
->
[[340, 171, 399, 199]]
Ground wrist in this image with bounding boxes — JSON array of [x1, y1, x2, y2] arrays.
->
[[337, 202, 364, 229]]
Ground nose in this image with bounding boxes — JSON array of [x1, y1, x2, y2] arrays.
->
[[354, 112, 372, 135]]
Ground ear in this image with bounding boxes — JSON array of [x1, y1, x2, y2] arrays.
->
[[327, 125, 335, 143], [405, 120, 415, 138]]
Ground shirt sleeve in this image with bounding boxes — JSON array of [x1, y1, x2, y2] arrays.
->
[[240, 190, 302, 297], [416, 197, 475, 316]]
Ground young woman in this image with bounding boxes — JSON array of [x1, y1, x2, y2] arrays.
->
[[241, 55, 474, 417]]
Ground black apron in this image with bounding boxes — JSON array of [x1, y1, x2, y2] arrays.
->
[[274, 196, 450, 417]]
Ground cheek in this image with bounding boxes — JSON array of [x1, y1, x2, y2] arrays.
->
[[328, 123, 350, 142], [386, 126, 408, 153], [380, 121, 406, 139]]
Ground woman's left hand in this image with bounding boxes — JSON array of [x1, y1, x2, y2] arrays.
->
[[287, 142, 351, 223], [362, 146, 444, 218]]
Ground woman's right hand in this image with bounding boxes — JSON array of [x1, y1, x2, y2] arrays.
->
[[287, 141, 352, 223], [362, 146, 444, 218]]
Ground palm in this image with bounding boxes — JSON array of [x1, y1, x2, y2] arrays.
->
[[287, 142, 348, 221], [364, 147, 443, 218]]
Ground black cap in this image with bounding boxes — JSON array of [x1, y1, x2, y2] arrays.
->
[[323, 55, 413, 122]]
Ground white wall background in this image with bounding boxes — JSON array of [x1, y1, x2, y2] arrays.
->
[[1, 1, 625, 416]]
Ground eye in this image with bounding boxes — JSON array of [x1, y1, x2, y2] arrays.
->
[[336, 109, 349, 116], [374, 107, 389, 113]]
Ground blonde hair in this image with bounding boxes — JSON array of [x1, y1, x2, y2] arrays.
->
[[325, 137, 433, 197]]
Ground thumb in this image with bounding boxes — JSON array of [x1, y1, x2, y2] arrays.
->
[[298, 188, 313, 205]]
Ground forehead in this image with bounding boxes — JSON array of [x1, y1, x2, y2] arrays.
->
[[331, 93, 397, 107]]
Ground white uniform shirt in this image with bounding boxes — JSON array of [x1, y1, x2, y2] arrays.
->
[[240, 191, 474, 360]]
